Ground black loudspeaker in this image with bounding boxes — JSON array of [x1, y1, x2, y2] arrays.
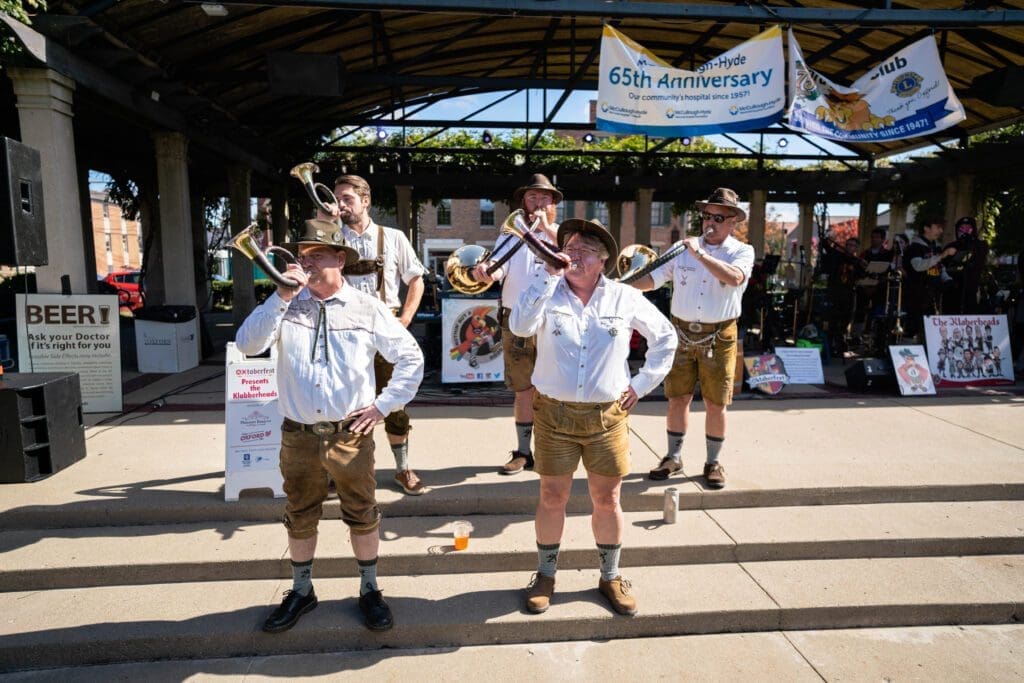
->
[[971, 66, 1024, 108], [0, 373, 85, 483], [844, 358, 897, 393], [0, 137, 47, 267], [267, 52, 345, 97]]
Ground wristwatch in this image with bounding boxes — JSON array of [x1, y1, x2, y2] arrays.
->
[[695, 247, 707, 259]]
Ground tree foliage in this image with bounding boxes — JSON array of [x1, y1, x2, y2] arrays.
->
[[1, 0, 46, 57]]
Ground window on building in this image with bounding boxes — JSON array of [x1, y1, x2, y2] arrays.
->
[[436, 199, 452, 226], [651, 201, 672, 226], [556, 202, 567, 224], [121, 235, 130, 264], [586, 201, 609, 224], [480, 199, 494, 227], [102, 201, 109, 218]]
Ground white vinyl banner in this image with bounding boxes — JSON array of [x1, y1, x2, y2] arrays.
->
[[16, 293, 122, 413], [441, 297, 503, 383], [597, 25, 785, 136], [787, 29, 965, 142]]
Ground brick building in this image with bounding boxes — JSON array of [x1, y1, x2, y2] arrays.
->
[[90, 190, 143, 276]]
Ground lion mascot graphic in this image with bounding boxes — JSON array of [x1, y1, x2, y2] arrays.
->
[[816, 89, 895, 131]]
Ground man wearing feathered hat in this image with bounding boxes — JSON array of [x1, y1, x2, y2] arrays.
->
[[509, 217, 676, 617], [471, 172, 562, 476], [630, 188, 755, 490], [237, 218, 424, 634]]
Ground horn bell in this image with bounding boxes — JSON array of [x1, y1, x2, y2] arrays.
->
[[617, 244, 658, 279], [445, 244, 493, 295]]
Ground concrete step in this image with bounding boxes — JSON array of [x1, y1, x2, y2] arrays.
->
[[5, 625, 1024, 681], [6, 398, 1024, 531], [3, 467, 1023, 531], [1, 556, 1022, 671], [3, 501, 1023, 592]]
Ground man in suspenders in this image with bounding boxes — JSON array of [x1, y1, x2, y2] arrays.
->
[[325, 175, 429, 495]]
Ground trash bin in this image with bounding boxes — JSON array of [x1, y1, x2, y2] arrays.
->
[[133, 305, 199, 373]]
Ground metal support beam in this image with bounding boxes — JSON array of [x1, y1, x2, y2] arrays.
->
[[194, 1, 1024, 26]]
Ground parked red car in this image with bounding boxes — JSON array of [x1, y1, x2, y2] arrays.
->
[[100, 270, 144, 311]]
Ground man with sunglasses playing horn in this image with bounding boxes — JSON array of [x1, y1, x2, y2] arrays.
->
[[319, 175, 428, 496], [470, 173, 561, 476], [510, 218, 675, 616], [237, 219, 424, 633], [630, 188, 754, 490]]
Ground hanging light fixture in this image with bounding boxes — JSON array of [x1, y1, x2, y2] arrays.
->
[[481, 130, 493, 145], [376, 128, 388, 141], [778, 138, 789, 148], [582, 133, 595, 144]]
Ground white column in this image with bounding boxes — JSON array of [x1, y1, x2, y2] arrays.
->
[[889, 201, 908, 235], [858, 191, 879, 245], [152, 132, 198, 309], [8, 67, 87, 293]]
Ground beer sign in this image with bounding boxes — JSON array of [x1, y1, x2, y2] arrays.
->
[[16, 293, 123, 412]]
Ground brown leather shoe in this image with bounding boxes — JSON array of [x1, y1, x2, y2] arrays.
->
[[703, 462, 726, 489], [648, 456, 681, 481], [525, 573, 555, 614], [598, 576, 637, 616], [394, 469, 425, 496], [500, 451, 535, 475]]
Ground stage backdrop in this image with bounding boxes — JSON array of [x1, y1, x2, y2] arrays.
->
[[923, 315, 1013, 388], [441, 297, 504, 384], [597, 25, 785, 136], [787, 29, 964, 143]]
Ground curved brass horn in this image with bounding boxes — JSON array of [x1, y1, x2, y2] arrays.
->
[[227, 223, 302, 289], [444, 210, 551, 294], [615, 240, 688, 284], [290, 162, 339, 216]]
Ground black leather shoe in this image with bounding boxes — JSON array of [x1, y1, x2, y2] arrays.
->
[[262, 589, 318, 633], [358, 589, 394, 631]]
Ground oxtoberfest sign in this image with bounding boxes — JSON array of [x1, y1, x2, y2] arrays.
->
[[597, 25, 785, 136]]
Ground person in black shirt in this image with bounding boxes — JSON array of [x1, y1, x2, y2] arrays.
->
[[904, 217, 957, 340], [944, 216, 990, 315]]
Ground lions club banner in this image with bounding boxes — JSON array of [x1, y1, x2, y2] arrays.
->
[[597, 25, 785, 136], [787, 29, 965, 142], [441, 297, 504, 384]]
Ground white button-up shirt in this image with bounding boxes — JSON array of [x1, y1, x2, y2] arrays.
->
[[342, 222, 427, 308], [236, 285, 424, 424], [497, 221, 557, 310], [510, 274, 676, 403], [650, 235, 754, 322]]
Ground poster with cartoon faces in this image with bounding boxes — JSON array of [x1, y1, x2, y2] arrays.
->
[[923, 315, 1013, 387]]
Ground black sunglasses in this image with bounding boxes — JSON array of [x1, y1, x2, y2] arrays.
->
[[701, 211, 734, 224]]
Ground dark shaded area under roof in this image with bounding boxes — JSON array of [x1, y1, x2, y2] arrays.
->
[[2, 1, 1024, 199]]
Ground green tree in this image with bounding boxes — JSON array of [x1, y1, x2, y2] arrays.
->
[[1, 0, 46, 57]]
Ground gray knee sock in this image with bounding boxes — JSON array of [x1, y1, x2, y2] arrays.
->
[[516, 422, 533, 456], [391, 441, 409, 472], [598, 543, 622, 582], [666, 430, 685, 462], [706, 435, 724, 465], [291, 559, 313, 596], [537, 542, 560, 577], [357, 558, 379, 596]]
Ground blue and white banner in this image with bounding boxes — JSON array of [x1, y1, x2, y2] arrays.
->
[[787, 29, 965, 142], [597, 25, 785, 136]]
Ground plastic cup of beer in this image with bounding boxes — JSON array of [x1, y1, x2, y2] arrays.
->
[[452, 520, 472, 550]]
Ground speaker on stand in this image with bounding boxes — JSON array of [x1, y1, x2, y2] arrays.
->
[[0, 137, 48, 267]]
